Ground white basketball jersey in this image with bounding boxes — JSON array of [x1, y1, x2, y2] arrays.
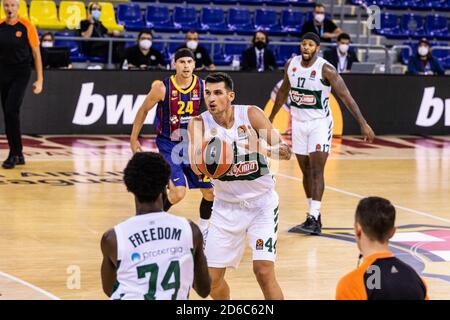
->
[[287, 56, 333, 122], [111, 212, 194, 300], [201, 105, 275, 202]]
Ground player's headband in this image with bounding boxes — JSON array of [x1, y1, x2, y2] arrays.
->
[[174, 49, 195, 62], [301, 32, 321, 46]]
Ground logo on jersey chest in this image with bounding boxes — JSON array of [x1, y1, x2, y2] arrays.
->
[[291, 92, 317, 106], [226, 160, 258, 177], [191, 89, 200, 101], [309, 70, 316, 80], [170, 115, 179, 125]]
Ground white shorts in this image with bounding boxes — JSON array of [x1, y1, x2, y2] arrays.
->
[[292, 117, 333, 155], [205, 189, 279, 269]]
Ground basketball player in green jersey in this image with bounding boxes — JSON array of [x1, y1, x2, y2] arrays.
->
[[269, 32, 375, 235]]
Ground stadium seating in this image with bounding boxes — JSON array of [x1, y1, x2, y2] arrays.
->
[[200, 7, 232, 34], [280, 9, 304, 34], [167, 35, 185, 56], [277, 39, 299, 66], [0, 0, 28, 20], [426, 15, 450, 40], [59, 1, 87, 30], [30, 0, 65, 30], [375, 13, 407, 39], [227, 8, 255, 35], [117, 3, 145, 31], [97, 2, 124, 32], [54, 31, 86, 62], [145, 6, 177, 32], [173, 6, 201, 32], [255, 9, 283, 35], [401, 14, 426, 38], [223, 37, 248, 64]]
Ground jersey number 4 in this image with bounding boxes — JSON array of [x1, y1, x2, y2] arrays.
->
[[137, 261, 180, 300], [177, 101, 194, 115]]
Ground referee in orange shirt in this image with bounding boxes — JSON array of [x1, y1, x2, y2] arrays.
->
[[336, 197, 428, 300], [0, 0, 43, 169]]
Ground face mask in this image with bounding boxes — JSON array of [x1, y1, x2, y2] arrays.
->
[[418, 46, 428, 57], [41, 41, 54, 48], [315, 13, 325, 23], [186, 40, 198, 51], [254, 41, 266, 50], [92, 9, 101, 21], [139, 40, 152, 50], [338, 44, 349, 54]]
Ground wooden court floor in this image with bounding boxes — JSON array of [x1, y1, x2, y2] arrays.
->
[[0, 135, 449, 300]]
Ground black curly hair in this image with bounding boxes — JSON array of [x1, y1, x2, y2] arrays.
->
[[124, 152, 171, 203]]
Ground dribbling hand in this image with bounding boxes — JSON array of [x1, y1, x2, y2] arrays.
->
[[360, 122, 375, 143], [130, 139, 143, 154]]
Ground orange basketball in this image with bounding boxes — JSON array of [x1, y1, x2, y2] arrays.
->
[[194, 137, 234, 179]]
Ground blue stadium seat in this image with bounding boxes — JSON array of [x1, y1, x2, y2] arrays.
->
[[173, 6, 201, 32], [401, 14, 426, 38], [239, 0, 260, 4], [145, 6, 178, 32], [167, 36, 185, 57], [200, 7, 232, 34], [124, 33, 136, 49], [117, 3, 145, 32], [189, 0, 212, 3], [281, 10, 304, 34], [276, 39, 299, 66], [426, 15, 450, 40], [214, 0, 238, 4], [152, 35, 169, 64], [375, 13, 405, 39], [431, 43, 450, 69], [255, 9, 282, 35], [264, 0, 290, 5], [228, 8, 255, 35], [223, 38, 248, 64], [290, 0, 316, 7], [200, 35, 224, 65], [54, 31, 86, 62]]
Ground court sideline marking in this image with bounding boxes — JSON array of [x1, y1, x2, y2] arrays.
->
[[275, 173, 450, 225], [0, 271, 60, 300]]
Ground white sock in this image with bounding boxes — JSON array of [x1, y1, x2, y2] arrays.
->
[[309, 200, 321, 219], [307, 198, 312, 210], [198, 218, 209, 230]]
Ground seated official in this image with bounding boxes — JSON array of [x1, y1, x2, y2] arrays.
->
[[122, 30, 165, 70], [40, 32, 72, 69], [241, 31, 277, 72], [323, 33, 358, 73], [407, 38, 445, 76], [176, 30, 216, 71]]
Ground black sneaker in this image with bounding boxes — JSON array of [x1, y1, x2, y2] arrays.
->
[[2, 155, 25, 169], [289, 214, 322, 235]]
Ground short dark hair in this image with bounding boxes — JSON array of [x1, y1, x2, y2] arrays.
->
[[40, 32, 54, 42], [138, 29, 153, 40], [205, 72, 234, 91], [337, 32, 351, 42], [314, 2, 325, 9], [123, 152, 171, 203], [88, 2, 101, 12], [355, 197, 396, 243]]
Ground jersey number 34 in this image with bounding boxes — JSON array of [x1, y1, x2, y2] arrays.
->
[[137, 261, 180, 300]]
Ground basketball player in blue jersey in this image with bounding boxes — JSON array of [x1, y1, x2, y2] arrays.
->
[[130, 49, 213, 236]]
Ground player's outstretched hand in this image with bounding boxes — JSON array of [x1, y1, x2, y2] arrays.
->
[[130, 139, 143, 154], [361, 122, 375, 143]]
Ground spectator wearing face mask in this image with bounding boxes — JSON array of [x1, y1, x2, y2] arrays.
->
[[407, 38, 445, 76], [323, 33, 358, 73], [177, 30, 215, 70], [300, 3, 342, 43], [40, 32, 72, 69], [121, 30, 165, 70], [241, 31, 277, 72], [79, 2, 123, 60]]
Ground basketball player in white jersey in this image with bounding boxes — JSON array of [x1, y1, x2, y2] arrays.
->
[[269, 32, 375, 235], [100, 152, 210, 300], [187, 73, 291, 300]]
